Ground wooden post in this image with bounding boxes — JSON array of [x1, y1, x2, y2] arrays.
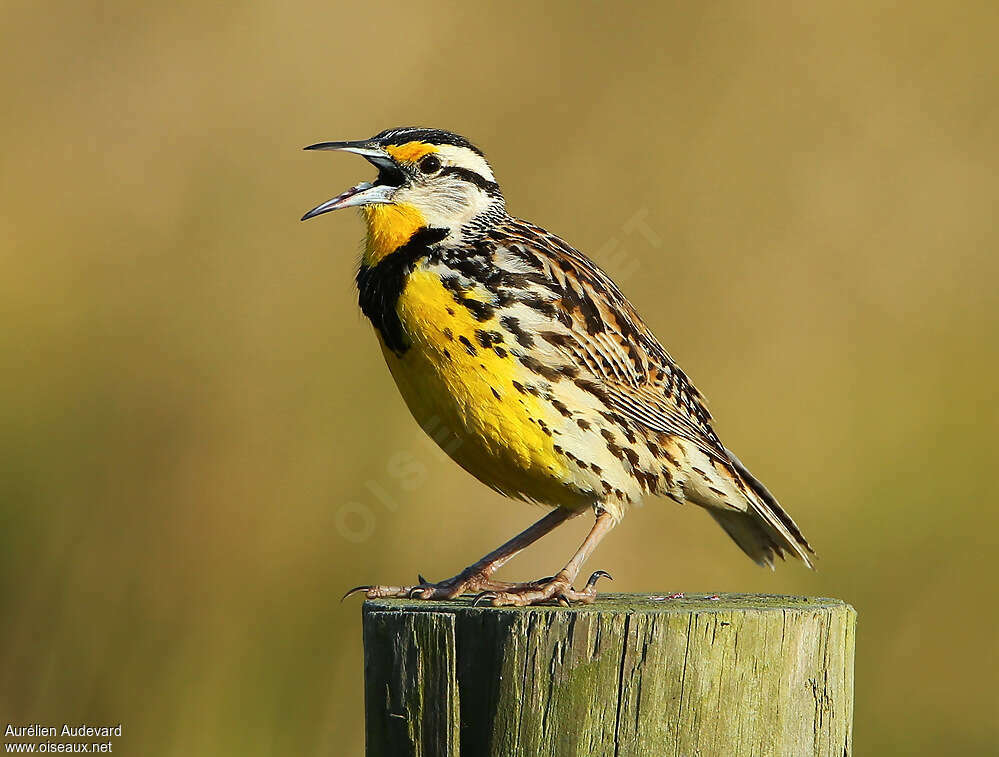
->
[[362, 593, 856, 756]]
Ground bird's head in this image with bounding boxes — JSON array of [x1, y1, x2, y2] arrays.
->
[[302, 127, 504, 262]]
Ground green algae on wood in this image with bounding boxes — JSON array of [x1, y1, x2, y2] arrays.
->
[[362, 593, 856, 756]]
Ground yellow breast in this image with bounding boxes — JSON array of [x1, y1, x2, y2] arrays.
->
[[380, 268, 589, 508]]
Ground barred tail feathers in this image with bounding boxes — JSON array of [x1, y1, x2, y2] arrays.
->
[[709, 448, 815, 569]]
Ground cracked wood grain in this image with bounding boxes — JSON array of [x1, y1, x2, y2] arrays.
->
[[362, 593, 855, 756]]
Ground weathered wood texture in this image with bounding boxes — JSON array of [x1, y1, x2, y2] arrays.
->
[[362, 593, 855, 757]]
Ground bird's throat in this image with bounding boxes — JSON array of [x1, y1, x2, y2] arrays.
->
[[362, 204, 427, 266], [355, 225, 449, 356]]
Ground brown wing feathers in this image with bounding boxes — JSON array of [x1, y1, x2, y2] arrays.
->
[[495, 216, 815, 566]]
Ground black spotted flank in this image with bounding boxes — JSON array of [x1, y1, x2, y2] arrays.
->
[[575, 377, 613, 406], [500, 315, 534, 348], [550, 399, 573, 418], [440, 273, 496, 322], [475, 330, 503, 348], [458, 335, 477, 356], [517, 354, 563, 382], [462, 298, 494, 322], [372, 127, 485, 156]]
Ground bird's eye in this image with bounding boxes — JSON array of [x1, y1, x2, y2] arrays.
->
[[418, 154, 442, 174]]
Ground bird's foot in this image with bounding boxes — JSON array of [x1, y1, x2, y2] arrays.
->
[[471, 570, 613, 607], [342, 570, 545, 601]]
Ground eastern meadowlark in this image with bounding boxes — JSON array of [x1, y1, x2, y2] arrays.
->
[[302, 127, 814, 606]]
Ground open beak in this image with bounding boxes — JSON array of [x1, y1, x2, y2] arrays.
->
[[300, 140, 404, 221]]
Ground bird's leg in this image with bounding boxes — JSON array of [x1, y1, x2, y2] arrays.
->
[[475, 509, 617, 607], [346, 507, 581, 600]]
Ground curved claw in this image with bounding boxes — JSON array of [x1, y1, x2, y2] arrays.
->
[[472, 591, 498, 607], [557, 595, 572, 607], [408, 586, 429, 599], [583, 570, 613, 592], [417, 574, 429, 585], [342, 585, 372, 601]]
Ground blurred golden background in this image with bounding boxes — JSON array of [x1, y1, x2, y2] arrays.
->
[[1, 1, 996, 754]]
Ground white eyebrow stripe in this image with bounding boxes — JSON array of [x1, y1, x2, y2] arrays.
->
[[435, 145, 496, 182]]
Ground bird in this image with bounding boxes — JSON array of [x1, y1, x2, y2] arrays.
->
[[301, 126, 814, 606]]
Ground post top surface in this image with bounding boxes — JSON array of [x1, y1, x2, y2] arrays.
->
[[363, 592, 854, 615]]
